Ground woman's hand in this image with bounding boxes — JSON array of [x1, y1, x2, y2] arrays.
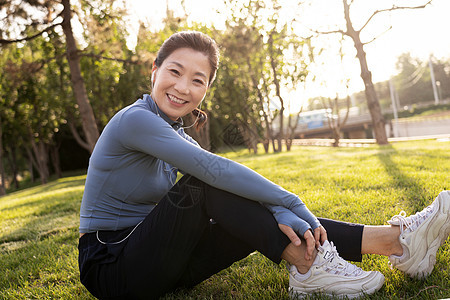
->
[[279, 224, 327, 260]]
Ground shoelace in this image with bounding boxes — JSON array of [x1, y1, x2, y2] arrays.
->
[[388, 204, 435, 235], [318, 242, 363, 277]]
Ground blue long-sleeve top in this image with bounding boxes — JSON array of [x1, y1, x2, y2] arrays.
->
[[79, 94, 320, 234]]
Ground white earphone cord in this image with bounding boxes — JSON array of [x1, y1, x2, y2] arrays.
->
[[96, 220, 143, 245]]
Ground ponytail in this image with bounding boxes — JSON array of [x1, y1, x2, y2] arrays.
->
[[192, 108, 207, 130]]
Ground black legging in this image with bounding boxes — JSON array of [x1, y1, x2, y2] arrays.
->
[[78, 175, 363, 299]]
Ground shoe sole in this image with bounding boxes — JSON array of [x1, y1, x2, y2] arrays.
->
[[289, 272, 385, 299]]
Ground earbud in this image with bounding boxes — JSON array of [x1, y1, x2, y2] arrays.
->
[[151, 61, 157, 87]]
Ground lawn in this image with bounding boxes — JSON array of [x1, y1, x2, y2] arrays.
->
[[1, 140, 449, 299]]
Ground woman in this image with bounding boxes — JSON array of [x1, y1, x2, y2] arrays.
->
[[78, 31, 450, 299]]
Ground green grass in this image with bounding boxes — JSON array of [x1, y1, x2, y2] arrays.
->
[[1, 140, 450, 299]]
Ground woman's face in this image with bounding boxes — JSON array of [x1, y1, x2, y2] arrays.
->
[[151, 48, 211, 121]]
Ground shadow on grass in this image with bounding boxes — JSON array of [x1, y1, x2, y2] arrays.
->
[[0, 176, 85, 216], [376, 145, 431, 212], [5, 176, 86, 199], [0, 176, 85, 245]]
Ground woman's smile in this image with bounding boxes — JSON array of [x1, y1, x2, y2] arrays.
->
[[167, 94, 188, 106]]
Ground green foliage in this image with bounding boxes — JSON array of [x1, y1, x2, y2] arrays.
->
[[76, 0, 151, 128], [393, 53, 433, 107], [0, 0, 156, 185], [0, 31, 71, 183], [210, 0, 312, 152], [1, 140, 449, 299]]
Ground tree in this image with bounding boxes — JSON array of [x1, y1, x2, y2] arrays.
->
[[285, 108, 303, 151], [0, 45, 50, 184], [0, 116, 6, 195], [392, 53, 450, 108], [322, 94, 350, 147], [0, 45, 26, 189], [0, 0, 132, 153], [213, 14, 265, 153], [393, 53, 431, 107], [215, 0, 311, 153], [265, 21, 307, 152], [6, 39, 68, 184], [311, 0, 433, 145], [60, 0, 99, 152]]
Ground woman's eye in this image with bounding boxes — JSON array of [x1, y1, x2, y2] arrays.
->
[[170, 69, 180, 75], [194, 79, 205, 85]]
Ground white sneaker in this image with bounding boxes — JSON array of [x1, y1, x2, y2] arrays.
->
[[289, 240, 385, 299], [388, 190, 450, 279]]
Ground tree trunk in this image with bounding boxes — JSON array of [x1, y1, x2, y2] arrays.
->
[[262, 140, 269, 153], [249, 123, 259, 154], [258, 96, 274, 154], [50, 144, 62, 178], [343, 0, 388, 145], [7, 146, 20, 189], [0, 157, 5, 195], [34, 142, 49, 184], [355, 43, 388, 144], [61, 0, 99, 153], [237, 101, 260, 154], [27, 130, 50, 184], [0, 117, 6, 195], [332, 129, 340, 147], [269, 36, 285, 153], [286, 111, 301, 151], [248, 60, 272, 154], [237, 120, 258, 154], [27, 152, 35, 183], [285, 139, 292, 151], [275, 107, 284, 152]]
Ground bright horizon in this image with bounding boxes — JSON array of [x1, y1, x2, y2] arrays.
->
[[125, 0, 450, 107]]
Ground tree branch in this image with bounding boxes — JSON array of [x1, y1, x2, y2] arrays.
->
[[312, 28, 346, 36], [67, 116, 91, 151], [359, 0, 433, 33], [79, 52, 141, 64], [80, 0, 123, 20], [0, 21, 63, 45], [362, 25, 392, 45]]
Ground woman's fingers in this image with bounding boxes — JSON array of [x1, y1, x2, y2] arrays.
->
[[314, 226, 328, 248], [278, 224, 301, 246], [303, 230, 315, 260]]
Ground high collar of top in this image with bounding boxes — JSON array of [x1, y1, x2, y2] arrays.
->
[[144, 94, 184, 130]]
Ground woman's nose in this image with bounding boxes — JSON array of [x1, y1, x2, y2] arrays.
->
[[174, 77, 190, 95]]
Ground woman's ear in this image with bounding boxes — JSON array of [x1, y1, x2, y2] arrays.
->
[[151, 62, 158, 86]]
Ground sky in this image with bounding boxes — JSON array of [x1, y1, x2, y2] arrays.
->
[[125, 0, 450, 106]]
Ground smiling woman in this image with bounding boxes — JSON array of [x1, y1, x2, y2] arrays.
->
[[151, 49, 209, 121], [150, 31, 219, 127], [77, 31, 450, 300]]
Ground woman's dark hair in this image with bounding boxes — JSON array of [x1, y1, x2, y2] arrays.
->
[[154, 31, 220, 130]]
